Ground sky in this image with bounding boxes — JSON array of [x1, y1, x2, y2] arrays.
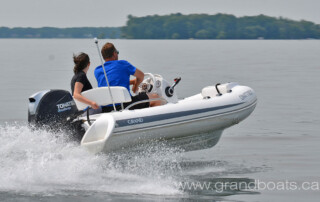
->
[[0, 0, 320, 28]]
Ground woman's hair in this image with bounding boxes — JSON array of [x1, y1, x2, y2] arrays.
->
[[73, 52, 90, 74]]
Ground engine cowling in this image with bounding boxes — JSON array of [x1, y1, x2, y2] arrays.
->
[[28, 90, 84, 139]]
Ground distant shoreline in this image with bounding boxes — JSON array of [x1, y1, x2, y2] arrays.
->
[[1, 13, 320, 39], [0, 27, 121, 39]]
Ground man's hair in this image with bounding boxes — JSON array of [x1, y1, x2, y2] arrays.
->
[[101, 42, 116, 60]]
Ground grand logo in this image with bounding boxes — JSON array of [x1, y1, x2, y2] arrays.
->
[[56, 101, 75, 112], [127, 118, 144, 125], [239, 90, 253, 101]]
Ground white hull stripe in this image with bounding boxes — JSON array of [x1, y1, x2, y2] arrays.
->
[[113, 101, 255, 133]]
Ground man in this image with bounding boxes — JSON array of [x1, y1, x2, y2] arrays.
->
[[94, 42, 161, 112]]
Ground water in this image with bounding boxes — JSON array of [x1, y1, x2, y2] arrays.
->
[[0, 39, 319, 201]]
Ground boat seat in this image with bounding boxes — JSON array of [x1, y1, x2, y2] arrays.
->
[[74, 87, 132, 110], [201, 82, 238, 98]]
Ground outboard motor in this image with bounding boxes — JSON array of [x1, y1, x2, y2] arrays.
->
[[28, 90, 85, 140]]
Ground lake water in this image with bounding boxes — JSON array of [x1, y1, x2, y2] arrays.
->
[[0, 39, 319, 201]]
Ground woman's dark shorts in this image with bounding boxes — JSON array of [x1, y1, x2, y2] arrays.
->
[[102, 92, 149, 113]]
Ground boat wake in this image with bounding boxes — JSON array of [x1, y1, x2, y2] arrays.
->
[[0, 122, 262, 199], [0, 122, 184, 196]]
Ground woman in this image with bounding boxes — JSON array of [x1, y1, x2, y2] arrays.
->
[[71, 52, 99, 110]]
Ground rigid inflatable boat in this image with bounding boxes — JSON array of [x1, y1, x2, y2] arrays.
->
[[28, 73, 257, 154]]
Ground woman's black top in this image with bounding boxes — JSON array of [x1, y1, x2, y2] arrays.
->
[[71, 71, 93, 95]]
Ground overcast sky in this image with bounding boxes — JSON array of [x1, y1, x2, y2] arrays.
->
[[1, 0, 319, 28]]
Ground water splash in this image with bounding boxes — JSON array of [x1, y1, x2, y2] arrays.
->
[[0, 122, 262, 199], [0, 123, 183, 196]]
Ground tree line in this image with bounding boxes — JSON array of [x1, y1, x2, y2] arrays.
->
[[1, 13, 320, 39], [122, 13, 320, 39]]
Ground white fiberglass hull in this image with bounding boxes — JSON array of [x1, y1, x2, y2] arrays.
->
[[80, 85, 257, 154]]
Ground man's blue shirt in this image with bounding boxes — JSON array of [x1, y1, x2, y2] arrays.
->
[[94, 60, 136, 95]]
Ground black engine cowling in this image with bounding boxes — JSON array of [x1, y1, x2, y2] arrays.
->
[[28, 89, 85, 139]]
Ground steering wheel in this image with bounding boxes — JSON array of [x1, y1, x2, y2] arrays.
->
[[139, 73, 156, 93]]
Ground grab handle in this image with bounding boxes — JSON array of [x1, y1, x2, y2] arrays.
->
[[215, 83, 222, 96]]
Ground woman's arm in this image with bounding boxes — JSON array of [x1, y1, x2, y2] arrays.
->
[[73, 82, 99, 109]]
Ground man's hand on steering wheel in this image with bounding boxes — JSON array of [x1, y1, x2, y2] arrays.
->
[[130, 79, 138, 93]]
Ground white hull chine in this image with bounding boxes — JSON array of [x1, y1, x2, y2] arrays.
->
[[80, 84, 257, 154], [102, 101, 256, 153]]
